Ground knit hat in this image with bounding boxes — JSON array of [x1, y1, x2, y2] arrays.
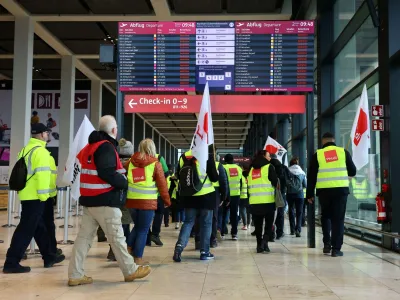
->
[[118, 138, 134, 157]]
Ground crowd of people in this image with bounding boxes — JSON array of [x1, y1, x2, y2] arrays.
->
[[2, 115, 357, 284]]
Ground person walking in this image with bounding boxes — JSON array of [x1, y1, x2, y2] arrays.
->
[[106, 138, 134, 261], [147, 153, 169, 246], [68, 115, 150, 286], [307, 132, 356, 257], [173, 146, 219, 262], [287, 157, 307, 237], [248, 150, 278, 253], [3, 123, 65, 273], [240, 168, 249, 230], [125, 139, 171, 265], [223, 154, 242, 240]]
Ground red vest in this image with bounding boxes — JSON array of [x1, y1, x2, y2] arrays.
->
[[78, 140, 126, 197]]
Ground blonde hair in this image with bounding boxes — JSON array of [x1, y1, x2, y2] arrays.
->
[[138, 138, 157, 159]]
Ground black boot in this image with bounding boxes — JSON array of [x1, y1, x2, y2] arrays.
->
[[107, 245, 116, 261], [256, 238, 264, 253], [262, 236, 270, 253]]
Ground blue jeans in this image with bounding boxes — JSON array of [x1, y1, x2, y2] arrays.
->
[[229, 196, 240, 235], [127, 209, 155, 258], [175, 209, 185, 223], [287, 194, 304, 233], [176, 208, 213, 253]]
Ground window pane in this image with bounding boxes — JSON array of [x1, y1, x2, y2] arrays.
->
[[334, 0, 364, 39], [334, 17, 378, 101], [334, 83, 381, 229]]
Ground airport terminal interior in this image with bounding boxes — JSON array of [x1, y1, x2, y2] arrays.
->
[[0, 0, 400, 299]]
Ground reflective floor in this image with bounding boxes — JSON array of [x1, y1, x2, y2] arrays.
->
[[0, 210, 399, 300]]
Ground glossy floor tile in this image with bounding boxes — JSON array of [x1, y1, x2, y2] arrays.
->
[[0, 210, 399, 300]]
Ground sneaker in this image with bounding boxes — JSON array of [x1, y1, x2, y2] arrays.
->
[[210, 240, 218, 248], [3, 264, 31, 274], [68, 275, 93, 287], [165, 224, 169, 228], [295, 231, 301, 238], [242, 226, 248, 230], [264, 245, 271, 253], [232, 235, 238, 241], [251, 230, 256, 236], [107, 248, 117, 261], [200, 252, 215, 261], [125, 265, 151, 282], [276, 233, 285, 240], [290, 231, 295, 235], [331, 250, 344, 257], [175, 223, 179, 230], [44, 254, 65, 268], [56, 248, 63, 256], [173, 246, 183, 263], [151, 235, 163, 247]]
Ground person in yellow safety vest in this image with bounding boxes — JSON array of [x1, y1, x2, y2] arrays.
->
[[248, 150, 278, 253], [3, 123, 65, 274], [125, 139, 171, 266], [239, 170, 250, 230], [351, 177, 368, 200], [173, 146, 219, 262], [223, 154, 243, 240], [306, 132, 356, 257], [162, 164, 174, 228]]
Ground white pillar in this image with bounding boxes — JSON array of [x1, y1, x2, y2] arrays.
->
[[90, 80, 102, 128], [58, 56, 76, 180], [152, 128, 154, 140], [9, 17, 34, 172]]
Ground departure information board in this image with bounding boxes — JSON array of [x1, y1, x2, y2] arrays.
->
[[118, 21, 314, 92]]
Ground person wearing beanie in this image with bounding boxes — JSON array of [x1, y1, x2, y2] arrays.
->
[[105, 138, 134, 261]]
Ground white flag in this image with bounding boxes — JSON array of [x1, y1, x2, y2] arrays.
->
[[264, 136, 288, 166], [61, 115, 95, 200], [350, 84, 370, 170], [190, 82, 214, 172]]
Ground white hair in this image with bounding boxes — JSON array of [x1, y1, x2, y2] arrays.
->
[[99, 115, 117, 136]]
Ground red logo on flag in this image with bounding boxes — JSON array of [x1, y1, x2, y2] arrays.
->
[[354, 109, 368, 146], [229, 168, 238, 177], [132, 168, 146, 183], [324, 150, 338, 163], [252, 169, 261, 180], [266, 145, 278, 154]]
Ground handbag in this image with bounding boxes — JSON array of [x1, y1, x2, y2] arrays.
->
[[274, 178, 285, 208]]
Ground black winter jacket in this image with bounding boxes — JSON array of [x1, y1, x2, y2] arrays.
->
[[79, 131, 128, 208]]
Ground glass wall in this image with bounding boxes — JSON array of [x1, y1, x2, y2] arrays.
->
[[334, 16, 378, 100], [334, 84, 381, 227], [334, 0, 364, 39]]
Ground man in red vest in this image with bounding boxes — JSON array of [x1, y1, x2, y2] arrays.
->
[[68, 115, 151, 286]]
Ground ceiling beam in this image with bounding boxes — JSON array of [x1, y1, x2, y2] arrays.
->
[[0, 0, 116, 95], [1, 13, 293, 22], [0, 72, 11, 80], [150, 0, 171, 18], [0, 54, 99, 59]]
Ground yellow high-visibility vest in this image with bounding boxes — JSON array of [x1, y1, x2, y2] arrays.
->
[[127, 161, 158, 200], [223, 164, 242, 196], [316, 146, 349, 189], [248, 165, 275, 204], [240, 175, 248, 199]]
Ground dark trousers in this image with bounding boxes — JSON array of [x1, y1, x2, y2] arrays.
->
[[253, 204, 276, 241], [5, 200, 56, 267], [43, 197, 57, 253], [229, 195, 240, 235], [275, 193, 286, 237], [163, 207, 170, 226], [148, 197, 164, 240], [287, 194, 305, 233], [302, 200, 307, 226], [210, 189, 221, 242], [218, 205, 229, 234], [239, 198, 249, 226], [319, 194, 348, 251]]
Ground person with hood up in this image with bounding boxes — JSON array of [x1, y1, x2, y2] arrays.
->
[[125, 138, 171, 265], [287, 157, 307, 237], [269, 153, 289, 240], [248, 150, 278, 253]]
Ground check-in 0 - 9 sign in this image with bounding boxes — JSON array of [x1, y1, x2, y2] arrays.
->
[[124, 95, 306, 114]]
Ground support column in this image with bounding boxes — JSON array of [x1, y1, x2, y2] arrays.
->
[[306, 93, 315, 248], [90, 80, 102, 128], [9, 17, 34, 172], [131, 113, 135, 147], [58, 56, 76, 177], [277, 116, 289, 146]]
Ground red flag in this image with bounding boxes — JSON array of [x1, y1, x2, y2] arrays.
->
[[353, 109, 368, 146]]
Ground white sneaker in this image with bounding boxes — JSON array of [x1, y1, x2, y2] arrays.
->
[[175, 223, 179, 230]]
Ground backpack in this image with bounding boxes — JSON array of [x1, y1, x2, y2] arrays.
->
[[9, 146, 40, 191], [178, 154, 206, 197], [287, 173, 303, 193]]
